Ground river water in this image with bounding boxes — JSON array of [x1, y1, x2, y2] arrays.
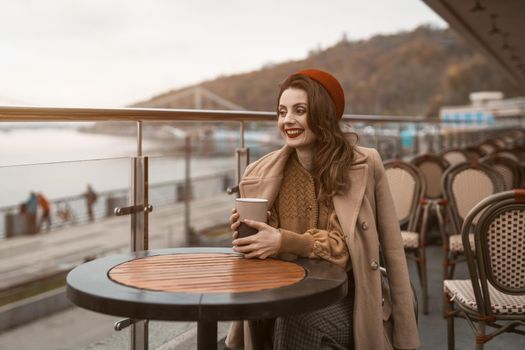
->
[[0, 127, 279, 208]]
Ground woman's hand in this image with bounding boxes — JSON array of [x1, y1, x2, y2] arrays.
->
[[232, 219, 282, 259], [230, 208, 272, 239], [230, 208, 241, 239]]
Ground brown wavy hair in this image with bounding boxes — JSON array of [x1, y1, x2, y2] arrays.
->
[[277, 74, 356, 204]]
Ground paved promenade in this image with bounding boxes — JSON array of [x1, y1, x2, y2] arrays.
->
[[0, 193, 235, 291]]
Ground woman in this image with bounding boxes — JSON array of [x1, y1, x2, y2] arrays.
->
[[226, 69, 420, 350]]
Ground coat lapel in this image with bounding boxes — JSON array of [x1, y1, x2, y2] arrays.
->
[[239, 146, 292, 206], [333, 162, 368, 245], [240, 177, 282, 206]]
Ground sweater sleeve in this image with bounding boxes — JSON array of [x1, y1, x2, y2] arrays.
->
[[278, 213, 349, 270]]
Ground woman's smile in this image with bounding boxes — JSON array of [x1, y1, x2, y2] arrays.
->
[[285, 128, 304, 138]]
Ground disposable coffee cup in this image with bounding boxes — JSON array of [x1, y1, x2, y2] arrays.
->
[[235, 198, 268, 238]]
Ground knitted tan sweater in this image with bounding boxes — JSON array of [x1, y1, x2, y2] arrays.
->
[[269, 154, 350, 270]]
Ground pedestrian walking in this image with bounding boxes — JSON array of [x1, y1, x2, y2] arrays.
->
[[38, 192, 52, 231], [25, 191, 38, 234], [85, 184, 98, 222]]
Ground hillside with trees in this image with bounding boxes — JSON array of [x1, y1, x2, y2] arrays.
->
[[134, 25, 520, 117]]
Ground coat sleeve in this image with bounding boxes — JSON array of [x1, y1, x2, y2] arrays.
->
[[371, 149, 420, 349]]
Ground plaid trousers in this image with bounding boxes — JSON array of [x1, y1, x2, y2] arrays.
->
[[272, 292, 354, 350]]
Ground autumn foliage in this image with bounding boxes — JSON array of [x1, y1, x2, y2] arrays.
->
[[135, 26, 520, 118]]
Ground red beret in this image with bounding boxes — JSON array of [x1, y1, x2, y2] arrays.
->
[[297, 69, 345, 119]]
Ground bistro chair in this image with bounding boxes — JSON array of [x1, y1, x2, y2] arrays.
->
[[440, 148, 471, 167], [444, 189, 525, 350], [480, 155, 523, 190], [496, 150, 520, 163], [491, 137, 508, 151], [477, 142, 498, 157], [441, 161, 505, 281], [464, 145, 487, 160], [501, 135, 518, 149], [411, 153, 450, 246], [509, 147, 525, 165], [383, 160, 429, 313]]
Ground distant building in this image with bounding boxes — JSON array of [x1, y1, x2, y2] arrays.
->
[[440, 92, 525, 129]]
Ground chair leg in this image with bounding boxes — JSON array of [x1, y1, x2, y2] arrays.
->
[[442, 250, 451, 318], [446, 294, 455, 350], [449, 254, 457, 279], [419, 203, 430, 315], [414, 250, 423, 304], [475, 321, 486, 350], [438, 203, 450, 283], [419, 246, 429, 315]]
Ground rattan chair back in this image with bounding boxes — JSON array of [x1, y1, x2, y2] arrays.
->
[[411, 153, 450, 200], [480, 155, 523, 190], [496, 150, 520, 163], [464, 146, 487, 159], [478, 143, 498, 156], [384, 160, 425, 231], [461, 189, 525, 316], [442, 161, 505, 236], [440, 148, 470, 167]]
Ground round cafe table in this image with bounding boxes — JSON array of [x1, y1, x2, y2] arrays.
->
[[66, 247, 347, 350]]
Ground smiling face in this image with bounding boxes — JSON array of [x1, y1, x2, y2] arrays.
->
[[277, 88, 316, 150]]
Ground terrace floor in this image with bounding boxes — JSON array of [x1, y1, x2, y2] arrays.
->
[[0, 205, 524, 349]]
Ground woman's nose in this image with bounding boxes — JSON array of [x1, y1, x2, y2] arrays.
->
[[283, 112, 295, 124]]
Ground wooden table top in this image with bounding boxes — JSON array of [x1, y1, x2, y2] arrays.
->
[[108, 253, 305, 293], [66, 247, 347, 322]]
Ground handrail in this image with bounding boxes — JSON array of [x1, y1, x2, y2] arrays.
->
[[0, 105, 431, 123]]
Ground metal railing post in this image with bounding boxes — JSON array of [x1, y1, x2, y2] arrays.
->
[[395, 124, 402, 159], [130, 120, 148, 350], [414, 123, 420, 155], [234, 121, 250, 197], [184, 133, 192, 241]]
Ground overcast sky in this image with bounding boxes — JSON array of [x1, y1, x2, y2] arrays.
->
[[0, 0, 446, 108]]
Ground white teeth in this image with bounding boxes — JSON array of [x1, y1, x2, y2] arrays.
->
[[286, 129, 303, 135]]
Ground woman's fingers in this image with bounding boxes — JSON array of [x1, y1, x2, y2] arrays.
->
[[230, 212, 239, 224], [233, 242, 256, 253], [230, 210, 240, 233], [232, 235, 255, 247], [245, 251, 264, 259], [233, 245, 267, 260], [242, 219, 267, 230]]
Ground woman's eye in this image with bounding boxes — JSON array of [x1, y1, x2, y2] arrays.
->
[[278, 110, 286, 117], [296, 107, 306, 115]]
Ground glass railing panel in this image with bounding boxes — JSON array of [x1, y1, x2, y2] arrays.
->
[[0, 158, 132, 239], [0, 158, 130, 308], [351, 121, 404, 160], [143, 120, 283, 249], [243, 120, 283, 161], [0, 122, 145, 165], [147, 154, 236, 249]]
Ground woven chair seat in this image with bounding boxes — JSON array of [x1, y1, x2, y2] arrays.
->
[[449, 233, 475, 253], [401, 231, 419, 249], [444, 279, 525, 315]]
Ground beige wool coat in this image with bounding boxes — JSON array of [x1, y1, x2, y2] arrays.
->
[[226, 145, 420, 350]]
